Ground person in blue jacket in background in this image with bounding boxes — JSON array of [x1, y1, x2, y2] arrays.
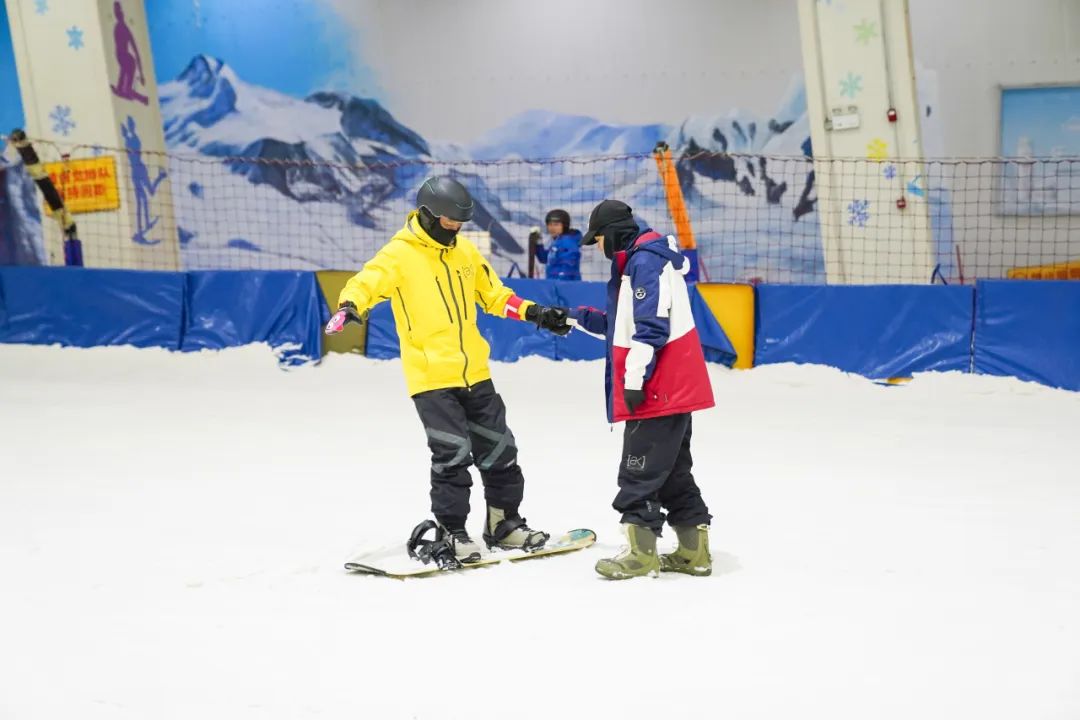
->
[[534, 209, 582, 281]]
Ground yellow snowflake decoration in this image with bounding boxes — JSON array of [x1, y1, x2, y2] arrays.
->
[[867, 138, 888, 160]]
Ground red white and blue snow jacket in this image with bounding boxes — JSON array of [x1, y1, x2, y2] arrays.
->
[[570, 230, 715, 423]]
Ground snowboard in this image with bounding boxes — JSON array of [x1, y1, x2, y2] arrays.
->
[[344, 528, 597, 578]]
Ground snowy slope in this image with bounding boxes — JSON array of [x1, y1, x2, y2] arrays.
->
[[2, 344, 1079, 719], [468, 109, 672, 160]]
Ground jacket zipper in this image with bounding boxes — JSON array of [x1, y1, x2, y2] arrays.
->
[[457, 272, 469, 321], [395, 288, 413, 332], [440, 251, 470, 388], [435, 278, 454, 324]]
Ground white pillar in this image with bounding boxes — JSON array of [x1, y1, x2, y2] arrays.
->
[[6, 0, 179, 270], [798, 0, 934, 284]]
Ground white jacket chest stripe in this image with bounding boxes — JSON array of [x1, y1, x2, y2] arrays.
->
[[613, 263, 695, 349]]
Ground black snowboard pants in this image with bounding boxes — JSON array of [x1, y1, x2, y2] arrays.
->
[[615, 413, 711, 534], [412, 380, 524, 530]]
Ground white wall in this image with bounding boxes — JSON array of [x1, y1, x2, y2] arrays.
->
[[908, 0, 1080, 279], [325, 0, 806, 143], [909, 0, 1080, 158]]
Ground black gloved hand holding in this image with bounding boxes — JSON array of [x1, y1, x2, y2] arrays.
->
[[624, 389, 646, 414], [525, 303, 572, 336], [325, 301, 364, 335]]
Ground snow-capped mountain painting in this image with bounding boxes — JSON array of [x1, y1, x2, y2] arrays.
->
[[0, 156, 45, 267], [161, 55, 823, 281], [467, 110, 672, 161]]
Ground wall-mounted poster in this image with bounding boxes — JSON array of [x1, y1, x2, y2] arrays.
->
[[999, 84, 1080, 215]]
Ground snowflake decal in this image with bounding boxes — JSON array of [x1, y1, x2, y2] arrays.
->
[[854, 19, 878, 44], [847, 199, 871, 227], [49, 105, 76, 136], [867, 138, 888, 160], [67, 26, 84, 50], [34, 0, 47, 14], [883, 164, 897, 180], [839, 72, 862, 99]]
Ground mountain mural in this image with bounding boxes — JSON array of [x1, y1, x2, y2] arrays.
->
[[159, 54, 821, 280], [0, 159, 45, 267]]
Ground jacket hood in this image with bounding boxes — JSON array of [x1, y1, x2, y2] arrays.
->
[[628, 232, 688, 274]]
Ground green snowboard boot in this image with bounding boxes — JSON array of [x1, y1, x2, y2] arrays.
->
[[659, 524, 712, 576], [595, 524, 660, 580]]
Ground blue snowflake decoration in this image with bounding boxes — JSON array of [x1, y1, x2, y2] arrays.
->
[[847, 199, 870, 227], [34, 0, 48, 14], [67, 26, 84, 50], [839, 72, 862, 99], [883, 164, 897, 180], [49, 105, 76, 136]]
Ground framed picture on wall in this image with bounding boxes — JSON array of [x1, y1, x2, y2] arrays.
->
[[998, 83, 1080, 215]]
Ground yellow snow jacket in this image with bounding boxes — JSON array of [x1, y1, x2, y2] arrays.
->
[[339, 212, 534, 396]]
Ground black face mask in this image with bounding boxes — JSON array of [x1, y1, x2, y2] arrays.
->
[[601, 217, 641, 260], [419, 207, 459, 247]]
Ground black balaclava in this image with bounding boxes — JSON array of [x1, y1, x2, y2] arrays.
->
[[600, 216, 642, 260], [418, 206, 459, 247]]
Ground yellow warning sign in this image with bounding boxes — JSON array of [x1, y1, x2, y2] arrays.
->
[[43, 156, 121, 215]]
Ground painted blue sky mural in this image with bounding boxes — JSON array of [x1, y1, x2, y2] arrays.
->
[[1001, 86, 1080, 157], [145, 0, 381, 102], [0, 8, 25, 143]]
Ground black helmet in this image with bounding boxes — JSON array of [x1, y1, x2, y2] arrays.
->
[[416, 176, 474, 223], [544, 208, 571, 230]]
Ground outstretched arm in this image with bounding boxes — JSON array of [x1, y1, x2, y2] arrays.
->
[[327, 247, 400, 333], [568, 306, 607, 339], [623, 259, 671, 391], [473, 252, 571, 335]]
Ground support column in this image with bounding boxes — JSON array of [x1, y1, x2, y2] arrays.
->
[[798, 0, 933, 284], [5, 0, 178, 270]]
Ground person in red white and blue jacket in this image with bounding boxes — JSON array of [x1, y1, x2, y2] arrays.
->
[[570, 199, 715, 580]]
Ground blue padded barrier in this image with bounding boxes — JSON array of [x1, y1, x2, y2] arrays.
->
[[182, 271, 327, 365], [0, 267, 184, 349], [973, 280, 1080, 391], [755, 284, 975, 378]]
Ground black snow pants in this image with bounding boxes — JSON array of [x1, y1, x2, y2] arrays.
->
[[614, 413, 711, 534], [412, 380, 524, 530]]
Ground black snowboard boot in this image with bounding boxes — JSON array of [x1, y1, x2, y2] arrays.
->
[[482, 507, 549, 551], [436, 519, 482, 564]]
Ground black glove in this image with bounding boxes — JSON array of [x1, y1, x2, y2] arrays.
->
[[525, 303, 572, 336], [325, 301, 363, 335], [624, 389, 646, 414]]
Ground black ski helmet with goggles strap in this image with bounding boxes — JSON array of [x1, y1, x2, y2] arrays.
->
[[416, 176, 474, 223]]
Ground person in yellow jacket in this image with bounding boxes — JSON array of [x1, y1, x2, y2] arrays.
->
[[326, 176, 572, 563]]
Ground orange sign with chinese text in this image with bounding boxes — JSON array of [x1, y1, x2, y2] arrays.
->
[[43, 156, 121, 215]]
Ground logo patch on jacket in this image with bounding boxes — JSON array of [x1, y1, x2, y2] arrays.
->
[[634, 287, 647, 300], [462, 265, 474, 278], [626, 454, 647, 471]]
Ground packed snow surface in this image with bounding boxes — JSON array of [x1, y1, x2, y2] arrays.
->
[[1, 344, 1078, 719]]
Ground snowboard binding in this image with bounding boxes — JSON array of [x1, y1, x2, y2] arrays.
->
[[407, 520, 463, 570]]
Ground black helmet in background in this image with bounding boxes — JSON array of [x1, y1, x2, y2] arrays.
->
[[544, 208, 571, 231]]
